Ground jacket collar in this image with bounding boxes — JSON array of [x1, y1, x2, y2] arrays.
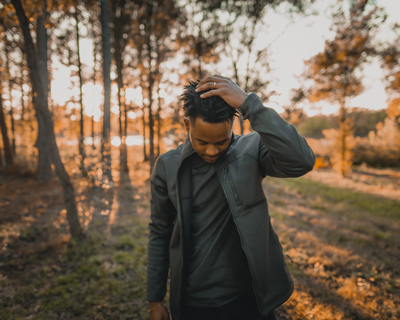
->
[[179, 134, 195, 166]]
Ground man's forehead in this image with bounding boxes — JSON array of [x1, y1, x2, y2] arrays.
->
[[190, 117, 232, 141], [194, 136, 230, 143]]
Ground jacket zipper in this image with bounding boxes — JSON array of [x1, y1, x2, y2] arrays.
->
[[224, 167, 239, 202], [175, 150, 195, 320], [219, 167, 262, 315]]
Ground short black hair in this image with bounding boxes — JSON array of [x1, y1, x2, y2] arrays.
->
[[181, 80, 238, 123]]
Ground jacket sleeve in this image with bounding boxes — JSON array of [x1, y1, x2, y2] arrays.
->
[[146, 156, 175, 302], [239, 93, 315, 178]]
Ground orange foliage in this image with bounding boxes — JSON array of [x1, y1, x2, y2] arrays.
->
[[314, 156, 330, 169], [387, 98, 400, 123], [306, 2, 380, 105]]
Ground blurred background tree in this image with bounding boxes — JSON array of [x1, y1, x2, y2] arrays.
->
[[0, 0, 399, 237], [9, 0, 82, 238], [381, 27, 400, 125], [305, 0, 386, 177]]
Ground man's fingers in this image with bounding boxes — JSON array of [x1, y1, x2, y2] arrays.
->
[[196, 75, 226, 90], [193, 75, 245, 108], [195, 82, 215, 93], [196, 78, 227, 93], [199, 88, 222, 98]]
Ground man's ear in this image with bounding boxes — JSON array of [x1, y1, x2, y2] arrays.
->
[[184, 117, 190, 133]]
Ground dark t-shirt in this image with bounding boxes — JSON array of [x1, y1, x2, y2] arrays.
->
[[182, 153, 253, 308]]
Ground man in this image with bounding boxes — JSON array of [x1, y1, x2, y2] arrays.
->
[[147, 75, 315, 320]]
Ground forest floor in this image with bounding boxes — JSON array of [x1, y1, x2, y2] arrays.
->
[[0, 148, 399, 319]]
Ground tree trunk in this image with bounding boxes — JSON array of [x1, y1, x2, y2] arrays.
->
[[124, 99, 128, 151], [140, 76, 148, 162], [113, 21, 128, 174], [197, 54, 203, 79], [11, 0, 82, 239], [36, 0, 53, 182], [145, 2, 155, 173], [36, 112, 53, 181], [196, 27, 203, 80], [0, 90, 13, 167], [91, 21, 97, 150], [100, 0, 112, 182], [91, 107, 95, 149], [339, 104, 347, 178], [157, 86, 161, 158], [142, 103, 148, 161], [4, 45, 16, 155], [232, 61, 245, 134], [75, 4, 86, 175], [148, 76, 155, 173], [20, 60, 25, 121]]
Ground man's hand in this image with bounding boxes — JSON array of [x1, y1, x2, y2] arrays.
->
[[195, 75, 247, 109], [149, 301, 170, 320]]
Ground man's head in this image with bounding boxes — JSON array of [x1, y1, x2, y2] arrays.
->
[[181, 80, 238, 163]]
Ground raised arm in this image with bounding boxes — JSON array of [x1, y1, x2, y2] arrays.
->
[[196, 75, 315, 177]]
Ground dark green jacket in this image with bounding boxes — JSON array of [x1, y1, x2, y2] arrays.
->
[[147, 93, 315, 319]]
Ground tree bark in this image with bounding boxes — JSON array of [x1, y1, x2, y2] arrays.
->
[[0, 90, 13, 167], [4, 45, 16, 154], [145, 2, 155, 174], [339, 104, 347, 178], [157, 85, 161, 158], [142, 102, 148, 161], [148, 74, 155, 173], [36, 112, 53, 181], [91, 19, 97, 150], [140, 75, 148, 162], [20, 59, 25, 121], [100, 0, 112, 181], [113, 14, 128, 174], [11, 0, 82, 238], [36, 0, 53, 182], [75, 4, 86, 175], [231, 60, 245, 134]]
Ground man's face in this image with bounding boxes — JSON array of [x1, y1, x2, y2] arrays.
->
[[185, 117, 233, 163]]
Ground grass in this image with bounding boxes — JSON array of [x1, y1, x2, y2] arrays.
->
[[266, 176, 400, 251], [263, 174, 400, 319], [2, 165, 399, 320], [268, 177, 400, 220], [0, 215, 150, 320]]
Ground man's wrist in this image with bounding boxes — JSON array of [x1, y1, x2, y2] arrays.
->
[[238, 93, 249, 114], [148, 301, 164, 313]]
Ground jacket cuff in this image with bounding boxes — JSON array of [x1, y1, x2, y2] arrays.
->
[[238, 92, 260, 119], [147, 294, 165, 302]]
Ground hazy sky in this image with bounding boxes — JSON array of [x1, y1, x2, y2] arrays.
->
[[50, 0, 400, 118], [262, 0, 400, 116]]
